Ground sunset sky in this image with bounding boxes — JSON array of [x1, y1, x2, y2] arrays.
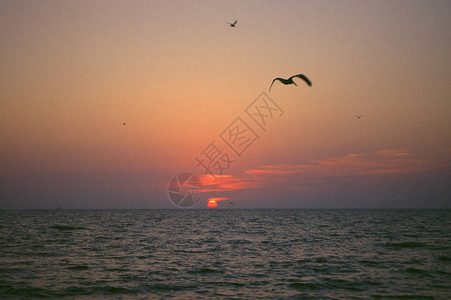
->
[[1, 0, 450, 208]]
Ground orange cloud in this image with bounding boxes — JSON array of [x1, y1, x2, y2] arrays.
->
[[199, 174, 263, 192], [208, 197, 230, 202], [246, 149, 445, 179], [194, 149, 449, 198], [374, 149, 410, 157], [245, 165, 299, 175]]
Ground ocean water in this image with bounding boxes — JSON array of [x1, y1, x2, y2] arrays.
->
[[0, 209, 450, 299]]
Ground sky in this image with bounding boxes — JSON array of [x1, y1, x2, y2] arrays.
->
[[0, 0, 450, 209]]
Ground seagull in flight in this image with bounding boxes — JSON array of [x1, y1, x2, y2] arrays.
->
[[356, 115, 363, 119], [227, 20, 237, 27], [269, 74, 312, 92]]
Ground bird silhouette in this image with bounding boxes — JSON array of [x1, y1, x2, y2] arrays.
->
[[227, 20, 237, 27], [123, 122, 127, 125], [356, 115, 363, 119], [269, 74, 312, 92]]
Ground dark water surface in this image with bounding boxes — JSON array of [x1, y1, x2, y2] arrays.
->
[[0, 209, 450, 299]]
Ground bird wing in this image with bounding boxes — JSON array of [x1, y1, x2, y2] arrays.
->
[[269, 78, 283, 92], [232, 20, 237, 25], [290, 74, 312, 87]]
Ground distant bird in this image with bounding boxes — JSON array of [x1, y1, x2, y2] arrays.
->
[[356, 115, 363, 119], [122, 122, 127, 125], [269, 74, 312, 92], [227, 20, 237, 27]]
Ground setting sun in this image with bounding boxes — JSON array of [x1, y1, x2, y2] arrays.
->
[[0, 1, 449, 299], [207, 200, 218, 208]]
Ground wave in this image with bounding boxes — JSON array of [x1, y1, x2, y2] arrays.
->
[[187, 267, 223, 274], [382, 241, 428, 249], [67, 265, 89, 271], [50, 225, 86, 231]]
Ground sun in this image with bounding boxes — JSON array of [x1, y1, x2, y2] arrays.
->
[[207, 200, 218, 208]]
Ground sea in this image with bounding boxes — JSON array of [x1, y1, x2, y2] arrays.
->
[[0, 209, 450, 299]]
